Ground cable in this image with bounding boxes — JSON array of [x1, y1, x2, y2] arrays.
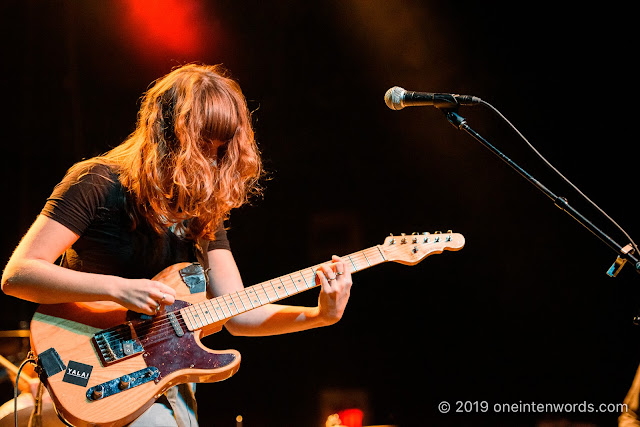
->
[[479, 99, 639, 259], [13, 356, 37, 427]]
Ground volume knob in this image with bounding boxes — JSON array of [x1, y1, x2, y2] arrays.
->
[[119, 374, 132, 390], [92, 384, 104, 400]]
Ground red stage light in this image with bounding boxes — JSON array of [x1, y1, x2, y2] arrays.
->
[[122, 0, 209, 62], [338, 408, 363, 427]]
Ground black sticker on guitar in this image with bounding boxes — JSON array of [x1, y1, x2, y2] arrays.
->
[[62, 361, 93, 387]]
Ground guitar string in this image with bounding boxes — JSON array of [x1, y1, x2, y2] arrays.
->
[[96, 248, 386, 350], [95, 240, 446, 350], [96, 245, 399, 351]]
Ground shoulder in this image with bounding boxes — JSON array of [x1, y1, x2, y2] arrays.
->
[[64, 160, 120, 187], [54, 160, 124, 204], [41, 160, 125, 235]]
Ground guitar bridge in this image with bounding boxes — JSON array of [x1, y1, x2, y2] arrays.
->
[[92, 322, 144, 366]]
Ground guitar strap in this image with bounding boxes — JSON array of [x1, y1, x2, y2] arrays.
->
[[195, 238, 211, 285]]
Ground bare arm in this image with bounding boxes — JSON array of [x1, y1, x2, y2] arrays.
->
[[207, 248, 352, 336], [1, 215, 176, 315]]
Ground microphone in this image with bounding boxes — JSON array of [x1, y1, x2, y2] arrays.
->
[[384, 86, 481, 110]]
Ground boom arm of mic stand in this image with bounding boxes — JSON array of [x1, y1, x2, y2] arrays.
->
[[442, 108, 640, 276]]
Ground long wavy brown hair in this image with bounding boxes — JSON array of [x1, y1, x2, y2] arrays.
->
[[80, 63, 263, 240]]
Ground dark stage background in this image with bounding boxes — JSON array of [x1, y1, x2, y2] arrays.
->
[[1, 1, 638, 426]]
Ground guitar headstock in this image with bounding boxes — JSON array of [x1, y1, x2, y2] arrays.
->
[[380, 231, 465, 265]]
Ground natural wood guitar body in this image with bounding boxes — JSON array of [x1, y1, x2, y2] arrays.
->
[[30, 263, 238, 427]]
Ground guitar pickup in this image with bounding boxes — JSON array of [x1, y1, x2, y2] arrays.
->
[[168, 312, 184, 337], [122, 340, 138, 356]]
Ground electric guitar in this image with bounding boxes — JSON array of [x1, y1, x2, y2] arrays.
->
[[29, 231, 465, 426]]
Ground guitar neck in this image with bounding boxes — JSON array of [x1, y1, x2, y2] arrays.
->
[[180, 245, 387, 331]]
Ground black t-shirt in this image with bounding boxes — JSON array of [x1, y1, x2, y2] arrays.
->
[[41, 162, 230, 279]]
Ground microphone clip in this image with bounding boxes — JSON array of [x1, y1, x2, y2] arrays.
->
[[443, 109, 467, 130]]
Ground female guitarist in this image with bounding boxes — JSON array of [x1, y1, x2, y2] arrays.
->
[[1, 63, 353, 426]]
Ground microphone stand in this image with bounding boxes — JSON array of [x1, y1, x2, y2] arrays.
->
[[441, 108, 640, 279]]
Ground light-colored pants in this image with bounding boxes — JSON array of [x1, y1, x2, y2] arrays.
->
[[127, 384, 198, 427], [25, 383, 198, 427]]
